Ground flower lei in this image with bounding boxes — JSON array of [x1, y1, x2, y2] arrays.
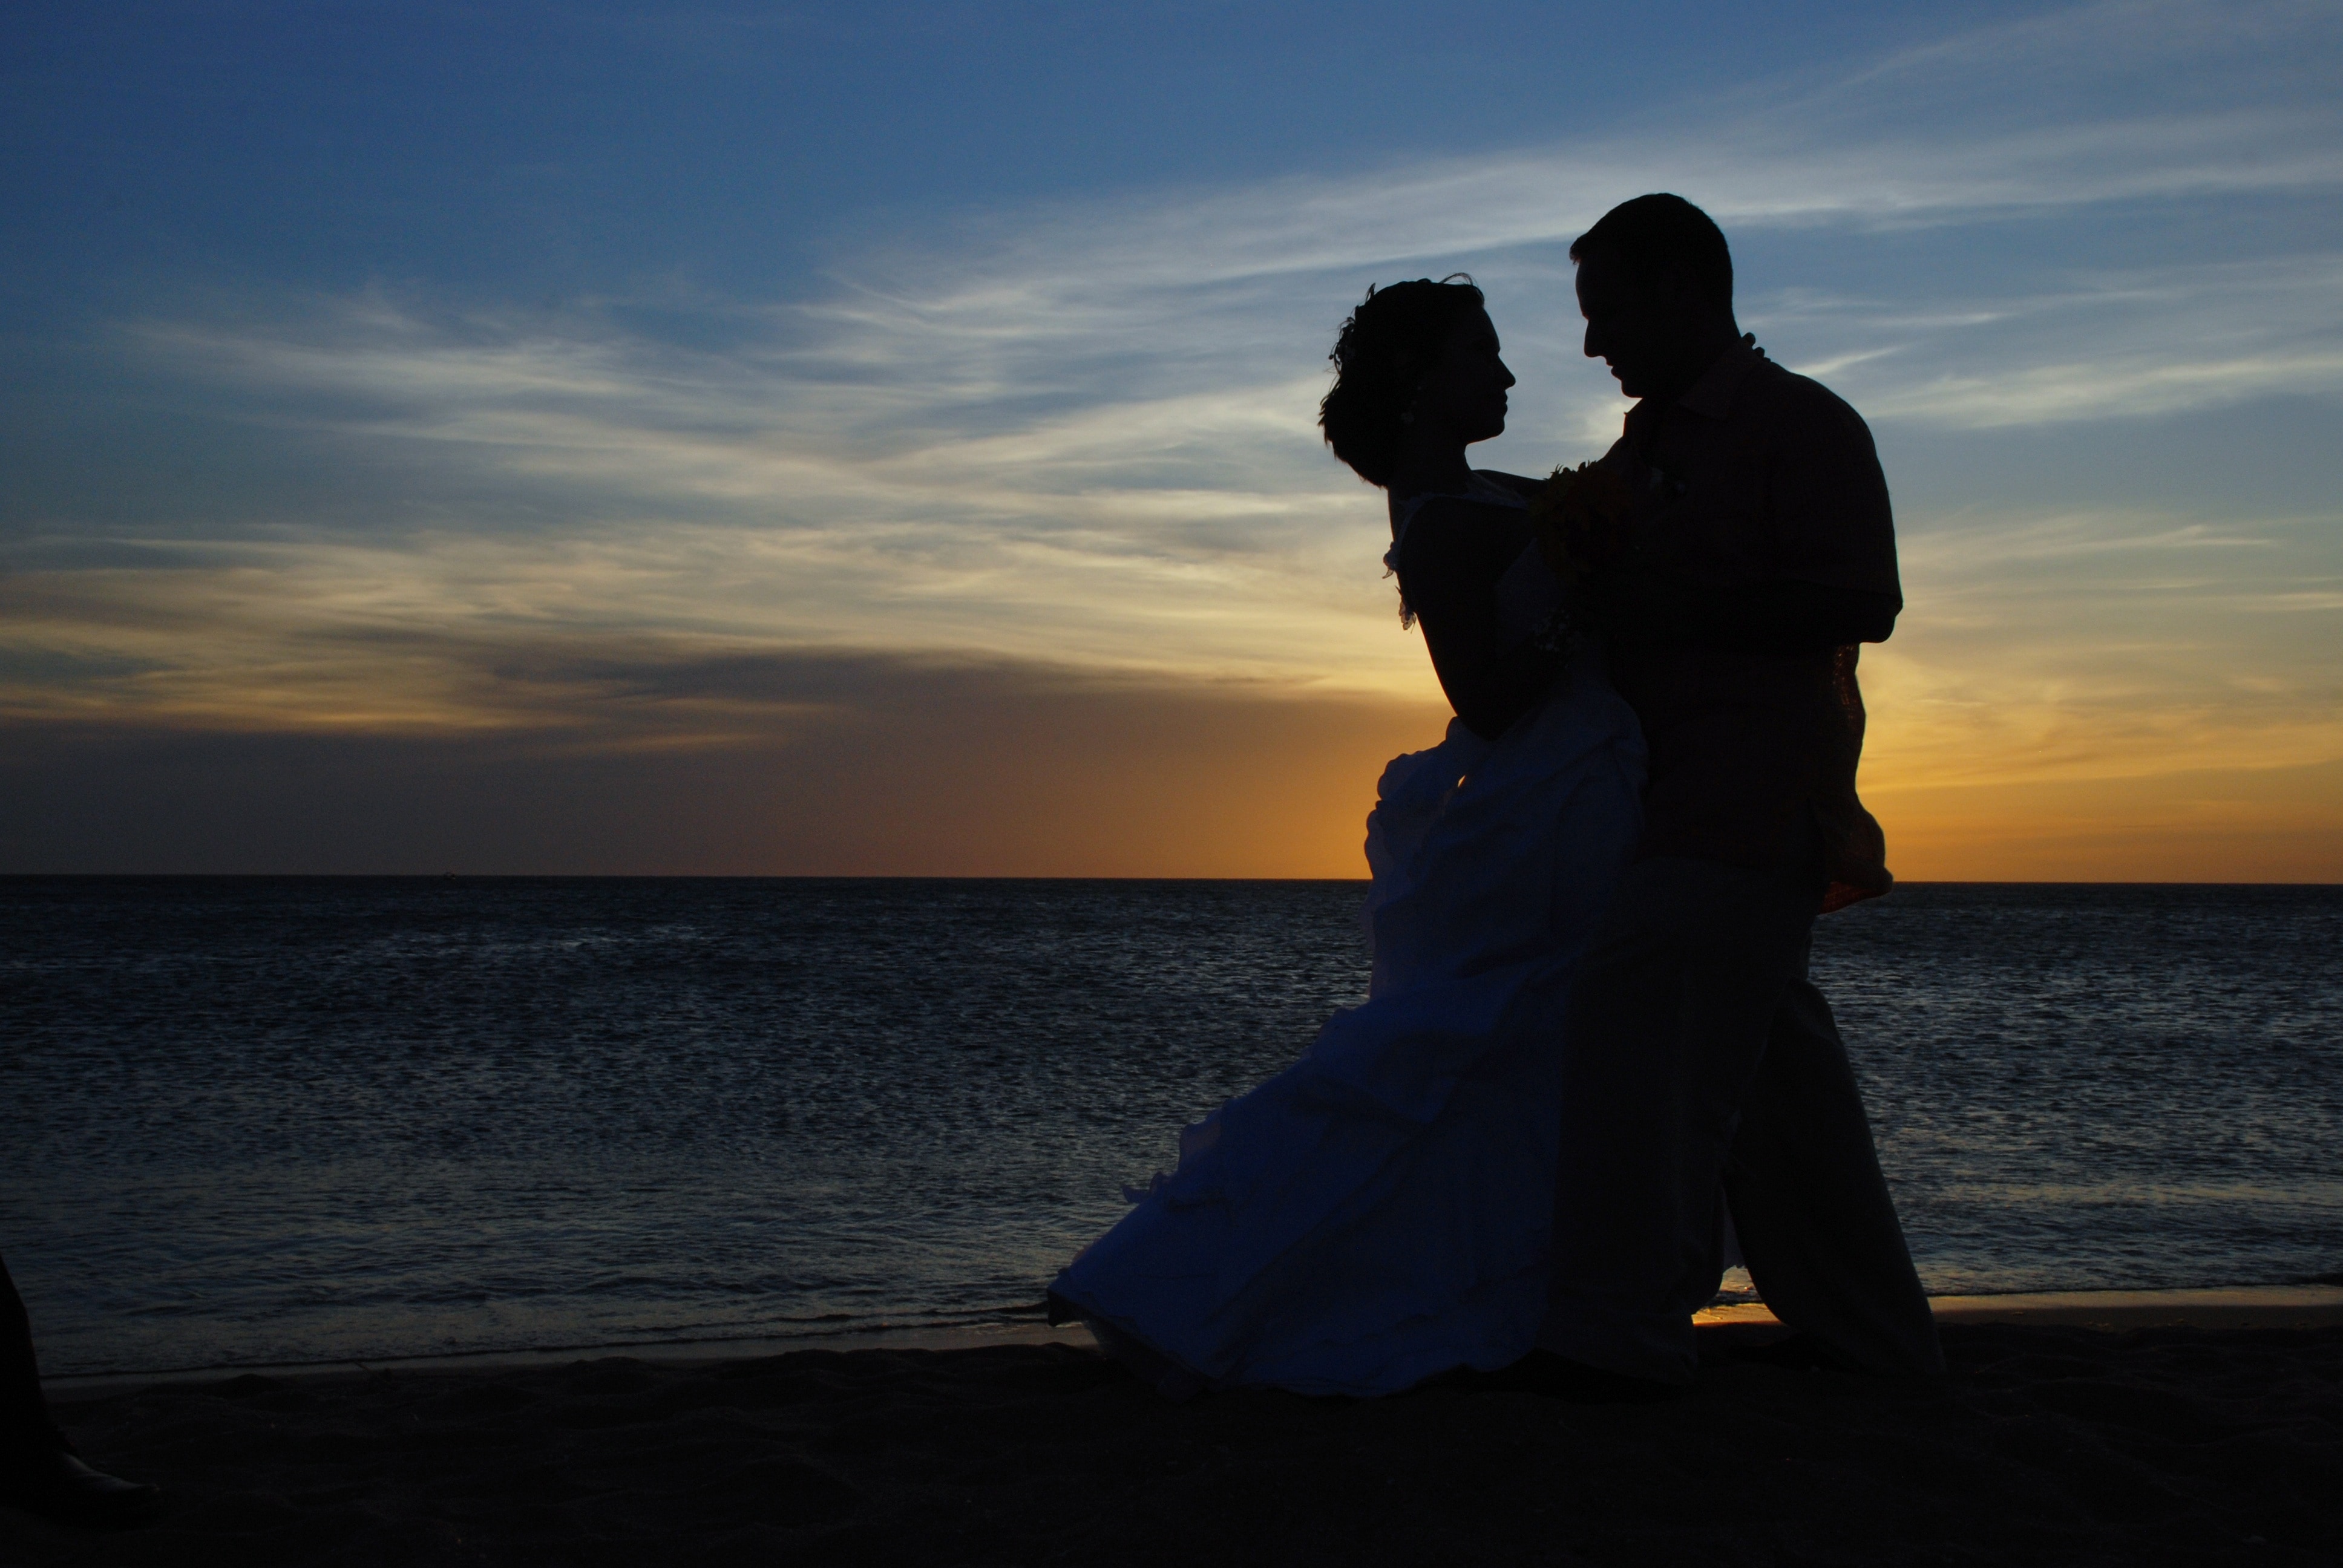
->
[[1521, 462, 1636, 657]]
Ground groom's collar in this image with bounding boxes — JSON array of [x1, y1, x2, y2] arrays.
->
[[1674, 335, 1766, 420]]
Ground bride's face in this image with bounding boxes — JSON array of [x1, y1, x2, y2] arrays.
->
[[1415, 309, 1514, 447]]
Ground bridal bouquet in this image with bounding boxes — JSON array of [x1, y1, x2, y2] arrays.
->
[[1525, 460, 1635, 583], [1519, 461, 1636, 656]]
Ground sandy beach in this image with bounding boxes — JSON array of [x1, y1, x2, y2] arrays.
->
[[6, 1289, 2338, 1566]]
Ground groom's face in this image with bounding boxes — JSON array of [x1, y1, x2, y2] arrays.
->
[[1576, 250, 1692, 402]]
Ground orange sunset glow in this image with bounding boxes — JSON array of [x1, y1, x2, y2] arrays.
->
[[4, 3, 2339, 880]]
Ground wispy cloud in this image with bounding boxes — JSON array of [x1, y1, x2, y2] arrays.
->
[[8, 0, 2342, 861]]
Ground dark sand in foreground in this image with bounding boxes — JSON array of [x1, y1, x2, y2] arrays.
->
[[10, 1298, 2341, 1566]]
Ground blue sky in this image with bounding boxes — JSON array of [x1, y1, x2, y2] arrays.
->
[[4, 0, 2339, 875]]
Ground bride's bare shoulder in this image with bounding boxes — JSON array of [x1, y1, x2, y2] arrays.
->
[[1393, 493, 1525, 577], [1473, 470, 1548, 500]]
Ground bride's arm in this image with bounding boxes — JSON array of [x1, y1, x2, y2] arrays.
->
[[1475, 470, 1547, 501], [1396, 499, 1564, 741]]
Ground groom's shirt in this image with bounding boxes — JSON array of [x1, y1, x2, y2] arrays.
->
[[1599, 339, 1898, 910]]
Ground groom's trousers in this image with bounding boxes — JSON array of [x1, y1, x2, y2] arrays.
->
[[1539, 836, 1943, 1386]]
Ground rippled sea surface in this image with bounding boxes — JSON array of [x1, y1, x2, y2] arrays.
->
[[4, 878, 2339, 1376]]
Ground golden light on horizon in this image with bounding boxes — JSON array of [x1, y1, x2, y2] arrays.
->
[[7, 3, 2341, 880], [5, 523, 2338, 880]]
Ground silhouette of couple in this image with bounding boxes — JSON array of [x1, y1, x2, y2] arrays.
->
[[1050, 194, 1942, 1399], [3, 198, 1932, 1525]]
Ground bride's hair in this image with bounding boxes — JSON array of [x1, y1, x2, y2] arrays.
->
[[1319, 275, 1484, 488]]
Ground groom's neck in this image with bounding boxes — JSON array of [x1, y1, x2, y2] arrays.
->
[[1642, 319, 1746, 406]]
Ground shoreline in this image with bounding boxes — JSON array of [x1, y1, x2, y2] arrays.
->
[[43, 1282, 2343, 1394], [16, 1288, 2340, 1566], [1698, 1280, 2343, 1332]]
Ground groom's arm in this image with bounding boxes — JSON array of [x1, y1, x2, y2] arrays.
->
[[1587, 570, 1897, 652], [1698, 580, 1898, 650], [1722, 378, 1901, 650]]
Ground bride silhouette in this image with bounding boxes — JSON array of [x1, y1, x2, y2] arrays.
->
[[1046, 278, 1649, 1397]]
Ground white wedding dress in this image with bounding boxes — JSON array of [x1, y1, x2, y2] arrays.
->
[[1048, 476, 1649, 1398]]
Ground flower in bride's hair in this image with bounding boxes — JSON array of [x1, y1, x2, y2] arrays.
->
[[1526, 462, 1636, 584]]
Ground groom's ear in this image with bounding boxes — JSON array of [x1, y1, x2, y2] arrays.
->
[[1648, 256, 1705, 315]]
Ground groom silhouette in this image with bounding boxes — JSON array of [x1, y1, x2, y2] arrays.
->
[[1536, 195, 1943, 1388]]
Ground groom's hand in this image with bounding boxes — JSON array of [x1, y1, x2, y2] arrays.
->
[[1585, 570, 1900, 652]]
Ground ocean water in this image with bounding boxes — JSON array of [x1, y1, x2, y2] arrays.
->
[[4, 877, 2339, 1377]]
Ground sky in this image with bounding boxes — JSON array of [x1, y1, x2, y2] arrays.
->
[[4, 0, 2339, 878]]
